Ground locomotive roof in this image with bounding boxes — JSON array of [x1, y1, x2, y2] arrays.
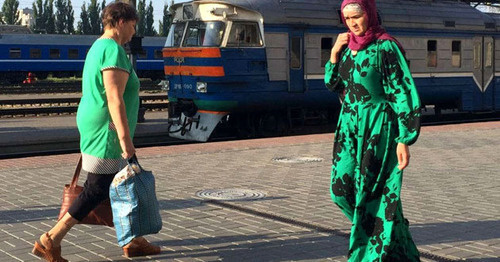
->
[[180, 0, 495, 31]]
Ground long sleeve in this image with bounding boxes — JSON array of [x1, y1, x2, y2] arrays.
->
[[380, 40, 421, 145], [324, 61, 345, 93]]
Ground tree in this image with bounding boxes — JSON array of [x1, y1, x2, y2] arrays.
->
[[88, 0, 100, 34], [100, 0, 106, 31], [136, 0, 145, 36], [158, 2, 172, 37], [55, 0, 67, 34], [2, 0, 20, 25], [32, 0, 45, 33], [44, 0, 56, 34], [66, 0, 75, 34], [144, 1, 156, 36], [77, 2, 91, 34]]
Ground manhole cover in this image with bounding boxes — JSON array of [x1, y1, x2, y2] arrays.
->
[[196, 188, 266, 201], [272, 156, 324, 163]]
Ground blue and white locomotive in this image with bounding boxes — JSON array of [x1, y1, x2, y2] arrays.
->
[[163, 0, 500, 141], [0, 33, 166, 82]]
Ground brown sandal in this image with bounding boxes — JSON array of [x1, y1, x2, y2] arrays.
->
[[122, 239, 161, 257], [32, 233, 68, 262]]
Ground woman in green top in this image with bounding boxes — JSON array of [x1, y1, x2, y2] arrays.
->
[[32, 3, 160, 261], [325, 0, 421, 261]]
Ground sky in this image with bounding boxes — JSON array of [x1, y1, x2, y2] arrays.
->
[[14, 0, 189, 30]]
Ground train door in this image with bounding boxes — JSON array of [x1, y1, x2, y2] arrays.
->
[[289, 30, 304, 93], [472, 36, 494, 110]]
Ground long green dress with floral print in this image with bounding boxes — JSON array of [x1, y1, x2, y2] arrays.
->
[[324, 39, 421, 262]]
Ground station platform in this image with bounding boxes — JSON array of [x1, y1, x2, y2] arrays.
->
[[0, 120, 499, 261], [0, 111, 170, 156]]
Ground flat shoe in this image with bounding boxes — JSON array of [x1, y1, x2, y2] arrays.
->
[[32, 233, 68, 262], [123, 241, 161, 257]]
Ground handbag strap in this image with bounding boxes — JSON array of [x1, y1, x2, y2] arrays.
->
[[69, 155, 83, 188]]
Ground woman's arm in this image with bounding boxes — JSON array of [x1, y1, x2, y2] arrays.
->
[[380, 40, 422, 170], [103, 69, 135, 159]]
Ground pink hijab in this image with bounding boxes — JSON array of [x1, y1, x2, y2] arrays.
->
[[340, 0, 404, 53]]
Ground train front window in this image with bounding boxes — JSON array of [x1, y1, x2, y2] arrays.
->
[[165, 22, 186, 47], [183, 21, 225, 47], [227, 22, 263, 47]]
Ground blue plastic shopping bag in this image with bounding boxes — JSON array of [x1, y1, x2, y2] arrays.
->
[[109, 155, 162, 246]]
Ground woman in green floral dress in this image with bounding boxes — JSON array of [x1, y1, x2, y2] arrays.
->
[[325, 0, 421, 261]]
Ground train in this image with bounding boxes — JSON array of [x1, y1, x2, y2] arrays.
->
[[162, 0, 500, 142], [0, 33, 166, 83]]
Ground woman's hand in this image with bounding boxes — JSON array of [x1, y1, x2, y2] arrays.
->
[[330, 32, 350, 63], [120, 136, 136, 159], [396, 143, 410, 170]]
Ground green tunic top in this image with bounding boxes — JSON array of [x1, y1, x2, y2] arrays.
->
[[325, 39, 421, 261], [76, 38, 140, 174]]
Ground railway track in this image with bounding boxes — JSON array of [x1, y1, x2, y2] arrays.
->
[[0, 95, 168, 117], [0, 80, 162, 94]]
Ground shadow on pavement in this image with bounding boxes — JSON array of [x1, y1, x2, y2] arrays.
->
[[0, 205, 59, 224], [412, 220, 500, 244], [152, 233, 344, 261]]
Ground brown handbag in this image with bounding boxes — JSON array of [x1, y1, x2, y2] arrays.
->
[[58, 156, 114, 227]]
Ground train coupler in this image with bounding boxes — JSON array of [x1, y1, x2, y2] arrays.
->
[[167, 111, 227, 142]]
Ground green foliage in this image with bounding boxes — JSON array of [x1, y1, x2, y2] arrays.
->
[[136, 0, 146, 36], [77, 2, 91, 34], [32, 0, 45, 33], [66, 0, 74, 34], [2, 0, 20, 25], [159, 2, 172, 37], [44, 0, 55, 33], [144, 0, 156, 36], [88, 0, 101, 34], [55, 0, 66, 33]]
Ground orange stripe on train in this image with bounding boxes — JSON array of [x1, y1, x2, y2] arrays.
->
[[162, 48, 221, 58], [164, 66, 225, 77]]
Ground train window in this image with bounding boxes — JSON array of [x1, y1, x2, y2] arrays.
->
[[165, 23, 186, 47], [9, 48, 21, 58], [485, 42, 493, 68], [50, 49, 60, 59], [68, 49, 79, 59], [30, 48, 41, 58], [183, 21, 225, 47], [321, 38, 333, 67], [473, 42, 481, 69], [138, 49, 147, 59], [227, 22, 263, 47], [154, 49, 163, 59], [451, 41, 461, 68], [427, 40, 437, 67], [291, 37, 302, 69]]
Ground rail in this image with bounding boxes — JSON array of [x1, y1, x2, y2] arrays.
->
[[0, 95, 168, 117], [0, 80, 162, 94]]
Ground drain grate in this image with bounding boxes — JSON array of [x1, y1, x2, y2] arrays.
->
[[272, 156, 324, 163], [196, 188, 266, 201]]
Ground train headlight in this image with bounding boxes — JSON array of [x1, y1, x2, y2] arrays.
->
[[196, 82, 208, 93]]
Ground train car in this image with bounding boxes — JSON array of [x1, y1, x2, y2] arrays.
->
[[0, 33, 166, 83], [162, 0, 500, 142]]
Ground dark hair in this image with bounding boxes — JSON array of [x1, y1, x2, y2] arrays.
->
[[101, 2, 138, 28]]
